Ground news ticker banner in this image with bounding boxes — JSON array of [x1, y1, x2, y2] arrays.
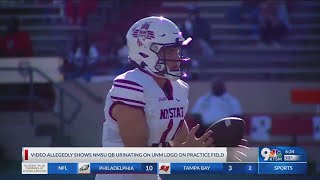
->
[[22, 147, 307, 175]]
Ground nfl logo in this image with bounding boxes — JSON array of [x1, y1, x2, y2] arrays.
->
[[158, 163, 171, 174]]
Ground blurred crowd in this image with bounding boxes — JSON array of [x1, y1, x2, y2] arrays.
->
[[225, 0, 291, 47], [0, 17, 33, 57], [0, 0, 294, 81]]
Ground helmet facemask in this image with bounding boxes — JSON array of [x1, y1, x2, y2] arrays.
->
[[148, 38, 191, 81]]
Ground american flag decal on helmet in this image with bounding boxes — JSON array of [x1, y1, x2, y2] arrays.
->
[[132, 22, 155, 47]]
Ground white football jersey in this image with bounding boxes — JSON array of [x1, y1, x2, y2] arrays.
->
[[96, 68, 189, 180]]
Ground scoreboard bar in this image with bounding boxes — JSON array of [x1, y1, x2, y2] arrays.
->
[[22, 162, 307, 174]]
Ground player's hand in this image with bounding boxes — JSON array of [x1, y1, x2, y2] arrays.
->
[[171, 120, 189, 145], [171, 124, 214, 147]]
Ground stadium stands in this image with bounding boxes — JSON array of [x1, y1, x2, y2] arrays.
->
[[155, 1, 320, 80], [1, 0, 318, 80], [0, 1, 319, 57], [0, 0, 112, 56]]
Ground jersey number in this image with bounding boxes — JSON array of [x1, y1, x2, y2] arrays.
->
[[159, 119, 184, 143]]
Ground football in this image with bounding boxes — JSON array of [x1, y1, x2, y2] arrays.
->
[[206, 117, 245, 147]]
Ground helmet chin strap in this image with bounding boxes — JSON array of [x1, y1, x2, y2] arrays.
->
[[164, 74, 180, 81], [164, 66, 181, 81], [143, 62, 181, 81], [144, 65, 167, 79]]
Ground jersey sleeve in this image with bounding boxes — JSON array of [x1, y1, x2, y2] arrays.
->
[[108, 78, 145, 108]]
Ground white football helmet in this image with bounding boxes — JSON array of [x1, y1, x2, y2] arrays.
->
[[126, 16, 191, 81]]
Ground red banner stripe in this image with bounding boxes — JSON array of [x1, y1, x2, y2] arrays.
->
[[25, 149, 28, 160]]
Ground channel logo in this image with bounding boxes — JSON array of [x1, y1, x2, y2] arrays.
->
[[261, 147, 282, 161]]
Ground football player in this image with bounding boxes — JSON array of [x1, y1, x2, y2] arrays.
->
[[95, 16, 213, 180]]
